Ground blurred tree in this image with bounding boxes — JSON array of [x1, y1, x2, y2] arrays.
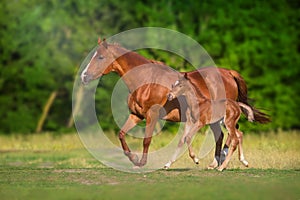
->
[[0, 0, 299, 133]]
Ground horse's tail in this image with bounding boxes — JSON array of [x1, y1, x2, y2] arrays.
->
[[230, 70, 271, 124]]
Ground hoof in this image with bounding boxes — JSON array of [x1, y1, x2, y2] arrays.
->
[[207, 158, 218, 169], [240, 159, 249, 167], [217, 167, 225, 172], [132, 165, 141, 170], [138, 158, 148, 167], [164, 161, 172, 169], [129, 154, 139, 165], [220, 149, 227, 164], [193, 158, 199, 165], [217, 163, 227, 171]]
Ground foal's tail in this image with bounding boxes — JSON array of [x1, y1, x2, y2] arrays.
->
[[230, 70, 271, 124], [238, 102, 254, 122]]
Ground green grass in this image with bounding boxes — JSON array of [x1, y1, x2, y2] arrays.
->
[[0, 131, 299, 200], [0, 167, 299, 200]]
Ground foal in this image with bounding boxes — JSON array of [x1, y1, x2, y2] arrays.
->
[[167, 73, 254, 171]]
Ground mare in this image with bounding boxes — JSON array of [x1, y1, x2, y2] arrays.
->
[[167, 73, 254, 171], [81, 38, 270, 167]]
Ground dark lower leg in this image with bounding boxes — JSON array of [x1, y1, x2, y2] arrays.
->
[[119, 130, 139, 165], [118, 114, 142, 166], [215, 131, 224, 159], [139, 111, 158, 166], [218, 136, 238, 171]]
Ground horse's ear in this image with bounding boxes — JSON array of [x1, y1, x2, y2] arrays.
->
[[103, 38, 108, 49], [98, 37, 101, 45], [184, 73, 188, 79]]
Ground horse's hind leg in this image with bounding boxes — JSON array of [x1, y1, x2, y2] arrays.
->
[[236, 130, 248, 167], [208, 122, 223, 169], [119, 114, 142, 166]]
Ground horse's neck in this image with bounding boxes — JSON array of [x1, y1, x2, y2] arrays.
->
[[110, 45, 155, 93], [111, 45, 150, 76]]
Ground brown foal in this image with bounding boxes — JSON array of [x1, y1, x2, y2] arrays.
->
[[167, 73, 254, 171]]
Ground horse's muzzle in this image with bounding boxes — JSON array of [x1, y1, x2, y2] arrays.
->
[[81, 72, 93, 85], [167, 93, 175, 101]]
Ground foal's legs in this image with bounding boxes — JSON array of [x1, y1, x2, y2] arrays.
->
[[217, 125, 239, 171], [185, 123, 203, 164], [164, 120, 195, 169], [119, 114, 142, 165], [236, 129, 248, 167]]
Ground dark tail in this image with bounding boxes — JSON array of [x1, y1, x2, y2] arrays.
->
[[230, 70, 271, 124]]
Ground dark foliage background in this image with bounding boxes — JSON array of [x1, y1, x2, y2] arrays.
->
[[0, 0, 299, 133]]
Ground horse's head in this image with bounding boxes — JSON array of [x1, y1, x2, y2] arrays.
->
[[81, 38, 116, 84], [167, 73, 190, 101]]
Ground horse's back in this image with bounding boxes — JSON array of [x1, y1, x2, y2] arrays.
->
[[186, 67, 238, 100]]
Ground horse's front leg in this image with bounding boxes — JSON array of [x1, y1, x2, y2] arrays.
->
[[119, 114, 142, 166], [139, 107, 160, 167]]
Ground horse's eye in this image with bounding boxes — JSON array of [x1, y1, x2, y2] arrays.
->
[[98, 55, 104, 59]]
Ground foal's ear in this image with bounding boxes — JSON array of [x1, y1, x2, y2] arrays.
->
[[178, 72, 185, 79], [103, 38, 108, 49], [98, 37, 102, 45]]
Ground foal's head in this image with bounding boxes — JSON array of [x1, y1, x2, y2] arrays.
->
[[81, 38, 116, 84], [167, 73, 191, 101]]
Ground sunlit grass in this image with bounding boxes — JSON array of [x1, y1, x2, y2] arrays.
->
[[0, 131, 299, 200], [0, 133, 83, 151], [0, 130, 299, 170], [170, 130, 300, 170]]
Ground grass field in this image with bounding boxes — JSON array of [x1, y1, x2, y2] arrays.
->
[[0, 131, 299, 200]]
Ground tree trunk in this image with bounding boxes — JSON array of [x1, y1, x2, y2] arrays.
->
[[36, 90, 58, 133], [67, 85, 84, 128]]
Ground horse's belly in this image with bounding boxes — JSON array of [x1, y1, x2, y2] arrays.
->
[[161, 109, 181, 122], [160, 96, 188, 122]]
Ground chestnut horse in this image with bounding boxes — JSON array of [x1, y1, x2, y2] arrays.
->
[[167, 73, 254, 171], [81, 39, 270, 167]]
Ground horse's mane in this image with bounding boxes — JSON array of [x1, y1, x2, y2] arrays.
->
[[109, 42, 168, 66], [149, 59, 166, 66]]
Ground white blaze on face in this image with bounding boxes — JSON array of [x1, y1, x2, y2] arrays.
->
[[174, 80, 180, 87], [81, 51, 98, 83]]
